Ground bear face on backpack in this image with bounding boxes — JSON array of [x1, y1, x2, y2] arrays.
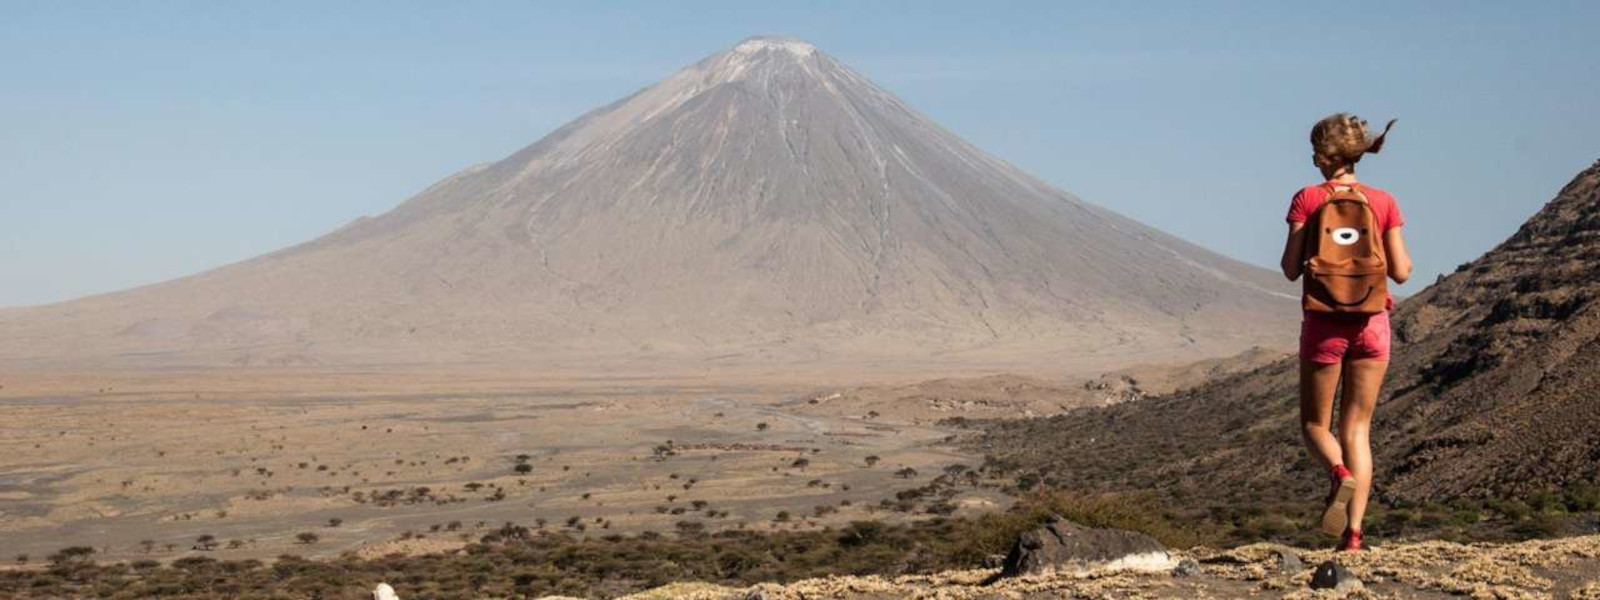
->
[[1302, 184, 1388, 314]]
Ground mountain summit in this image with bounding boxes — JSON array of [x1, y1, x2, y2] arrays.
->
[[0, 38, 1295, 370]]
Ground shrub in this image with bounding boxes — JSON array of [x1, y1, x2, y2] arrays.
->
[[1565, 483, 1600, 512], [48, 550, 94, 569], [1511, 513, 1564, 539], [1529, 492, 1565, 513], [674, 521, 705, 536], [1486, 498, 1532, 520]]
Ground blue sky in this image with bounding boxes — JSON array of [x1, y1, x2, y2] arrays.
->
[[3, 1, 1597, 307]]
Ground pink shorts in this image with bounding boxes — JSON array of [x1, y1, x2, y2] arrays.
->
[[1300, 311, 1391, 364]]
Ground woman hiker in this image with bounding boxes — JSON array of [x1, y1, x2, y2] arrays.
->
[[1279, 113, 1413, 552]]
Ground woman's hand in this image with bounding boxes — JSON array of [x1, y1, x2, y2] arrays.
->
[[1384, 226, 1412, 284]]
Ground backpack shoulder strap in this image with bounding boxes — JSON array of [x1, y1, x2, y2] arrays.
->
[[1321, 182, 1369, 204]]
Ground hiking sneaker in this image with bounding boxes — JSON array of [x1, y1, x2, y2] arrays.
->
[[1320, 465, 1356, 536], [1338, 528, 1363, 552]]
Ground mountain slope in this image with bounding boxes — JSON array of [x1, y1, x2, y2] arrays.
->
[[977, 159, 1600, 502], [0, 37, 1295, 371]]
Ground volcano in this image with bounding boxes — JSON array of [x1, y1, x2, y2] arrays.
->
[[0, 37, 1295, 371]]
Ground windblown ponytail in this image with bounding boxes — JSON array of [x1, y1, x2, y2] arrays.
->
[[1311, 113, 1396, 170]]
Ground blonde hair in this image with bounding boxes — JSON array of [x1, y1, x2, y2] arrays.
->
[[1310, 113, 1395, 171]]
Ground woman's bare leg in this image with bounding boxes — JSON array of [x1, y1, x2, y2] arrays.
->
[[1299, 358, 1345, 470], [1337, 358, 1387, 532]]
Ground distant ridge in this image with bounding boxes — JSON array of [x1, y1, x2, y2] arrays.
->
[[0, 37, 1296, 371]]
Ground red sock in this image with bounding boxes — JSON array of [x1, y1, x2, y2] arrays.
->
[[1330, 464, 1353, 481], [1340, 528, 1363, 551]]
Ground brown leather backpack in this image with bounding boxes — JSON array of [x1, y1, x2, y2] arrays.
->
[[1302, 183, 1388, 314]]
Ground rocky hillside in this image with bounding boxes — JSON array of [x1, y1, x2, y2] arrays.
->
[[974, 159, 1600, 506]]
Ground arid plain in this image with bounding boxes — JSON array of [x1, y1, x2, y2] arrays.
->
[[0, 351, 1276, 565], [0, 368, 967, 563]]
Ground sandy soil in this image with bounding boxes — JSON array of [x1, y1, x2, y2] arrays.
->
[[0, 367, 1010, 563], [0, 347, 1283, 565]]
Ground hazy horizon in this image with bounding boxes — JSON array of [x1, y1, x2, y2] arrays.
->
[[4, 1, 1598, 307]]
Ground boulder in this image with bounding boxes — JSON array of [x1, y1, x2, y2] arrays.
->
[[372, 583, 399, 600], [1310, 560, 1363, 594], [1273, 547, 1304, 573], [1000, 514, 1175, 577], [742, 583, 784, 600], [1172, 558, 1201, 577]]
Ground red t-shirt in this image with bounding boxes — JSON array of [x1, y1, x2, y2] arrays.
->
[[1286, 181, 1405, 312], [1286, 181, 1404, 233]]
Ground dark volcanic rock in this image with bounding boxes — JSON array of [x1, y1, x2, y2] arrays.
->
[[1000, 514, 1174, 577], [1171, 558, 1201, 578], [1310, 559, 1363, 593]]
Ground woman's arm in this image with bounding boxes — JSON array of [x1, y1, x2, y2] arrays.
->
[[1280, 221, 1308, 280], [1384, 226, 1412, 284]]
